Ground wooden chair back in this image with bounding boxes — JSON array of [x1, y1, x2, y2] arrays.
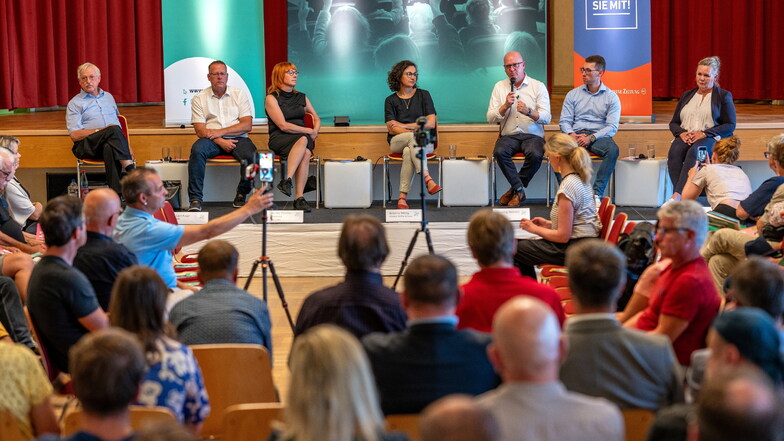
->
[[222, 403, 284, 441], [385, 413, 421, 441], [63, 406, 176, 436], [622, 408, 655, 441], [0, 410, 25, 441], [190, 344, 278, 438]]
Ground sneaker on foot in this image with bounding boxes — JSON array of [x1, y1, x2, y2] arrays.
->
[[232, 193, 247, 208], [294, 197, 312, 213], [277, 177, 293, 197], [188, 200, 202, 212]]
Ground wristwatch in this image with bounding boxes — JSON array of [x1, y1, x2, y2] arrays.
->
[[589, 134, 596, 143]]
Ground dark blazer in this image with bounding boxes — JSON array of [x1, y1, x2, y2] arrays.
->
[[362, 321, 500, 415], [668, 86, 736, 139]]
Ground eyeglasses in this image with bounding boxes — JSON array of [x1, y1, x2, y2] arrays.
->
[[79, 75, 99, 82], [579, 67, 601, 74], [765, 152, 772, 159], [654, 222, 691, 236], [504, 62, 523, 70], [285, 70, 299, 76], [0, 169, 13, 181], [404, 72, 419, 77], [208, 72, 228, 77]]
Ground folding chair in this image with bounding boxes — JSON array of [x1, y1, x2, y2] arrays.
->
[[76, 115, 133, 195], [382, 126, 441, 207], [385, 414, 422, 441], [622, 409, 655, 441], [63, 406, 176, 436], [222, 403, 284, 441], [0, 410, 25, 441], [491, 153, 552, 206]]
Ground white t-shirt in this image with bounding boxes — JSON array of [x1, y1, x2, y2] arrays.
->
[[692, 164, 752, 209]]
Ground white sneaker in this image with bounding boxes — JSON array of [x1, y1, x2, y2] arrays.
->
[[594, 195, 602, 209]]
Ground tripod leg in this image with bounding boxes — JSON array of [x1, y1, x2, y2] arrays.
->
[[393, 228, 420, 289], [243, 260, 261, 291], [423, 227, 435, 255], [267, 260, 296, 332]]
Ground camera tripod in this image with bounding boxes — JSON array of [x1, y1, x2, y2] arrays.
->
[[393, 117, 435, 289]]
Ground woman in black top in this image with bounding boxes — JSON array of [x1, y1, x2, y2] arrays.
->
[[384, 60, 441, 209], [265, 62, 321, 212]]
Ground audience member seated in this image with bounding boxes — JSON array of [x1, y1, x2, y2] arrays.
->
[[363, 255, 500, 414], [34, 328, 146, 441], [476, 297, 623, 441], [667, 56, 736, 201], [694, 367, 784, 441], [688, 257, 784, 396], [701, 181, 784, 292], [0, 275, 36, 350], [559, 240, 684, 410], [295, 215, 406, 338], [458, 0, 500, 48], [0, 339, 59, 439], [115, 167, 273, 309], [169, 240, 272, 350], [514, 133, 600, 279], [27, 196, 109, 374], [109, 266, 210, 434], [457, 209, 565, 331], [681, 136, 751, 218], [73, 188, 137, 310], [0, 135, 42, 233], [420, 395, 500, 441], [133, 421, 198, 441], [620, 201, 720, 366], [265, 61, 321, 212], [647, 310, 784, 441], [735, 134, 784, 223], [269, 325, 410, 441], [0, 148, 37, 301]]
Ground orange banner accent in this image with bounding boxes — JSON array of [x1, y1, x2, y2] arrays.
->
[[573, 53, 652, 117]]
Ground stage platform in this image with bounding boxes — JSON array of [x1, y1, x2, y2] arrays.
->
[[1, 99, 782, 203]]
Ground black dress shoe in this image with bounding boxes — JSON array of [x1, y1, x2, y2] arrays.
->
[[277, 177, 293, 196], [294, 197, 312, 213]]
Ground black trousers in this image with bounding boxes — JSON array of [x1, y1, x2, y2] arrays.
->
[[72, 125, 133, 194]]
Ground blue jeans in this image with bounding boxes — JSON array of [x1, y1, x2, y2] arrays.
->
[[493, 133, 545, 190], [187, 137, 258, 202], [554, 134, 619, 197]]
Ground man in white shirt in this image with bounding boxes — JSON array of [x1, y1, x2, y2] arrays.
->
[[188, 60, 258, 211], [487, 51, 551, 206]]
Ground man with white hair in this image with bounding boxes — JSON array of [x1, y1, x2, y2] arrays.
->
[[621, 201, 721, 366], [66, 62, 135, 195], [476, 296, 623, 441]]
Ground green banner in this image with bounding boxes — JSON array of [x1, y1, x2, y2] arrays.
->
[[162, 0, 265, 126]]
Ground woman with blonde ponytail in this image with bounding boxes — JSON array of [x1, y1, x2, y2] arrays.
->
[[513, 133, 600, 279]]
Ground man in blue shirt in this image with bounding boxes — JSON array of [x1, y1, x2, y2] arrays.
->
[[66, 62, 135, 195], [559, 55, 621, 200]]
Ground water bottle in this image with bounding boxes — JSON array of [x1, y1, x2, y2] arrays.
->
[[67, 179, 79, 198], [79, 170, 90, 200]]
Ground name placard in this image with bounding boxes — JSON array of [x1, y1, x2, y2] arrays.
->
[[174, 212, 209, 225], [385, 209, 423, 223], [267, 210, 305, 223], [492, 208, 531, 221]]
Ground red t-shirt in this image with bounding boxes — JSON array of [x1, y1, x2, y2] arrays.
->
[[634, 258, 721, 365], [457, 267, 566, 332]]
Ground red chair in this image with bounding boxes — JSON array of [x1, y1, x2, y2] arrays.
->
[[76, 115, 134, 195], [623, 221, 637, 235], [382, 125, 442, 207], [606, 212, 628, 245], [491, 153, 553, 206], [152, 202, 201, 285]]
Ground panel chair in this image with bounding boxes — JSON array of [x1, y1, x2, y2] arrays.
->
[[222, 403, 284, 441], [190, 344, 278, 438], [76, 115, 133, 195], [0, 410, 25, 441], [383, 126, 441, 208], [151, 201, 201, 286], [63, 406, 176, 437], [385, 414, 422, 441], [622, 409, 655, 441], [491, 153, 552, 206]]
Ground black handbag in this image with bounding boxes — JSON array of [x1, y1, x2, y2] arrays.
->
[[162, 180, 182, 210]]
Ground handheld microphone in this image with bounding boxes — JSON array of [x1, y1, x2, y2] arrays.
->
[[510, 77, 516, 92]]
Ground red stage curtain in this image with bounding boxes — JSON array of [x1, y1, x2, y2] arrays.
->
[[0, 0, 163, 109], [263, 0, 287, 92], [651, 0, 784, 100]]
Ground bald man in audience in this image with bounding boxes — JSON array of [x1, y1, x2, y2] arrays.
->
[[559, 240, 683, 410], [420, 395, 500, 441], [476, 297, 623, 441], [73, 188, 137, 310], [27, 196, 109, 374], [457, 209, 565, 332]]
